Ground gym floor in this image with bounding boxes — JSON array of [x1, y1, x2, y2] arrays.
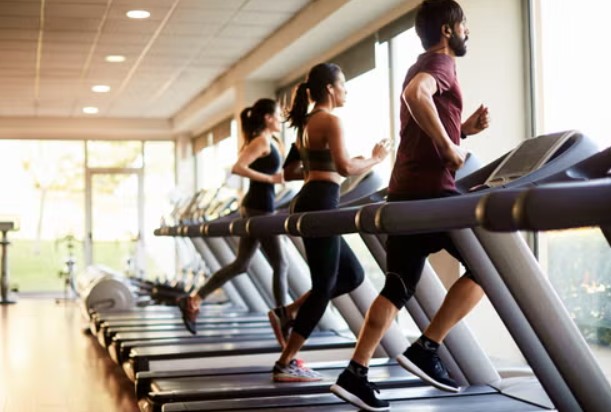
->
[[0, 298, 138, 412]]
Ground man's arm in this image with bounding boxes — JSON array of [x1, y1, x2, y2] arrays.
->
[[403, 72, 465, 170], [461, 104, 490, 137]]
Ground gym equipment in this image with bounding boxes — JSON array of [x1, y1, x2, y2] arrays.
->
[[0, 219, 18, 304]]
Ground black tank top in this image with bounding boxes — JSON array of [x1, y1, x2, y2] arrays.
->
[[242, 142, 281, 212], [296, 109, 337, 172]]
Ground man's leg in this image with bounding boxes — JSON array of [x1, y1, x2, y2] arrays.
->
[[330, 293, 398, 412], [331, 232, 424, 411], [352, 295, 400, 366], [397, 235, 484, 392], [424, 276, 483, 343]]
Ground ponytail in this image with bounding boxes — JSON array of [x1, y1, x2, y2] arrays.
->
[[286, 82, 309, 131], [285, 63, 342, 132], [240, 98, 278, 146]]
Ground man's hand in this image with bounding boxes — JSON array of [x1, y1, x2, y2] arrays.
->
[[462, 104, 490, 136], [443, 143, 467, 171]]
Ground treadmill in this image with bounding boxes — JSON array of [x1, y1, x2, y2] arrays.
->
[[355, 136, 611, 411], [107, 188, 342, 363], [94, 190, 270, 350], [89, 190, 248, 332], [470, 146, 611, 412], [149, 131, 598, 412], [122, 175, 392, 384]]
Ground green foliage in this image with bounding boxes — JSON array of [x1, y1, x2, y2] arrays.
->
[[8, 240, 132, 292], [547, 229, 611, 346]]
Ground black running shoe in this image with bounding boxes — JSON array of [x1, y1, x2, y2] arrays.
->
[[177, 295, 198, 335], [396, 343, 460, 392], [330, 369, 390, 411]]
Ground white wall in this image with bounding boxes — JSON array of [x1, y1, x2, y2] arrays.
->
[[460, 0, 530, 163], [450, 0, 530, 366]]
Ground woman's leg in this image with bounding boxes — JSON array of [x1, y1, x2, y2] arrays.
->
[[258, 235, 289, 306], [330, 237, 365, 297], [277, 235, 341, 365], [192, 235, 259, 301]]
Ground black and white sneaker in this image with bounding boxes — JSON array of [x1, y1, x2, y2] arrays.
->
[[330, 369, 390, 411], [396, 343, 460, 392]]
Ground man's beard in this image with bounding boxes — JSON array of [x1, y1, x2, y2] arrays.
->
[[449, 34, 468, 56]]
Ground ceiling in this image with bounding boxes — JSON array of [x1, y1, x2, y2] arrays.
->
[[0, 0, 311, 119], [0, 0, 417, 139]]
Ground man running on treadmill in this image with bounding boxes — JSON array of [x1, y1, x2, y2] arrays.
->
[[331, 1, 490, 410]]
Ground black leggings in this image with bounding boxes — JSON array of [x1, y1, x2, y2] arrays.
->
[[291, 181, 364, 338], [196, 207, 288, 306], [380, 192, 477, 309]]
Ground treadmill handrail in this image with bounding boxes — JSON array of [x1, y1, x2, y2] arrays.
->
[[484, 178, 611, 232], [476, 146, 611, 232]]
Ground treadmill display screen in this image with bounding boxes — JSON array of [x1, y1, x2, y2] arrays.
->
[[485, 131, 574, 186]]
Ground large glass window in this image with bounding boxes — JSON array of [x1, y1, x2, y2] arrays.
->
[[86, 140, 143, 168], [0, 140, 85, 292], [144, 141, 176, 280], [335, 42, 393, 182], [389, 28, 424, 152], [195, 122, 238, 191], [0, 139, 175, 293], [533, 0, 611, 378]]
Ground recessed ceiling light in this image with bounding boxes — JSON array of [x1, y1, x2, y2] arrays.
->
[[126, 10, 150, 19], [82, 107, 99, 114], [105, 55, 125, 63], [91, 85, 111, 93]]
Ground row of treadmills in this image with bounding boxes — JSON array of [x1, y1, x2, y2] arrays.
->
[[84, 129, 611, 411]]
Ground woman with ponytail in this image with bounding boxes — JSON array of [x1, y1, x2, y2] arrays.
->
[[178, 98, 305, 336], [271, 63, 390, 382]]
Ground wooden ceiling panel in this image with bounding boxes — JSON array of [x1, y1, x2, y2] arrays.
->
[[46, 0, 108, 4], [0, 16, 39, 30], [41, 43, 90, 55], [0, 3, 41, 17], [95, 32, 151, 48], [112, 0, 172, 7], [216, 23, 273, 39], [0, 29, 38, 41], [168, 8, 234, 24], [161, 21, 223, 37], [244, 0, 311, 13], [1, 49, 36, 62], [44, 17, 102, 32], [101, 18, 161, 34], [180, 0, 245, 9], [231, 10, 292, 26], [45, 4, 108, 18], [42, 30, 98, 43], [0, 0, 314, 122]]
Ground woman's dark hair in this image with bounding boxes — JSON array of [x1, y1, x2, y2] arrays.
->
[[239, 98, 278, 143], [286, 63, 342, 131], [415, 0, 465, 49]]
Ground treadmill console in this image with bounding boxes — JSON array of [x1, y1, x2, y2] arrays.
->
[[470, 130, 577, 192]]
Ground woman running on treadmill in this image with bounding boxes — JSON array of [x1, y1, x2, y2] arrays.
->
[[272, 63, 390, 382], [178, 98, 306, 336]]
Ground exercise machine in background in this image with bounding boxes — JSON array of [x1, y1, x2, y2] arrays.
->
[[0, 218, 19, 304]]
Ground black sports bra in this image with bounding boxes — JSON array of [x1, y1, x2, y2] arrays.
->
[[295, 109, 337, 172]]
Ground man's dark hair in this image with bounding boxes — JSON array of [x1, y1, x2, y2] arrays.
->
[[415, 0, 465, 49]]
